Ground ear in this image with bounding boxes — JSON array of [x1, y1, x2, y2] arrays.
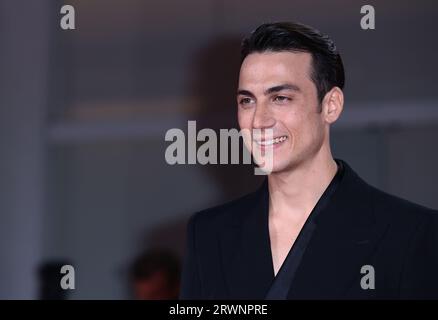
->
[[321, 87, 344, 124]]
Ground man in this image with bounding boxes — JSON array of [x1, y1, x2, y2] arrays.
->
[[179, 22, 438, 299]]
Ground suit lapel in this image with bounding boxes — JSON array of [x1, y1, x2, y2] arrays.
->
[[219, 181, 275, 299], [287, 161, 389, 299], [219, 161, 390, 299]]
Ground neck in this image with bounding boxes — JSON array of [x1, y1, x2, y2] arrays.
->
[[267, 149, 338, 222]]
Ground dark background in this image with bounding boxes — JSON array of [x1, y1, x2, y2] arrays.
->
[[1, 0, 437, 298]]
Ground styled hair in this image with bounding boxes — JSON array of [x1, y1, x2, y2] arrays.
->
[[241, 22, 345, 103]]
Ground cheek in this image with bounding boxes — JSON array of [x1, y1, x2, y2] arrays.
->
[[237, 109, 253, 130], [300, 114, 325, 145], [237, 110, 255, 152], [279, 110, 301, 137], [281, 111, 320, 145]]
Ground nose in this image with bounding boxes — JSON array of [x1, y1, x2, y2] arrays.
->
[[252, 103, 275, 130]]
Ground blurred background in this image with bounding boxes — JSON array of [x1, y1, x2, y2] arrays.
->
[[1, 0, 437, 299]]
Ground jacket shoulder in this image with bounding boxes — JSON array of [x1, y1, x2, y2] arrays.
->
[[338, 160, 438, 225], [365, 181, 438, 223], [188, 185, 263, 232]]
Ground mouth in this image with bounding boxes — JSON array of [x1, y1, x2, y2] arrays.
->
[[254, 135, 288, 147]]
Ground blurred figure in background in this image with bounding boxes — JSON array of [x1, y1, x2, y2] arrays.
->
[[129, 248, 181, 300], [38, 260, 71, 300]]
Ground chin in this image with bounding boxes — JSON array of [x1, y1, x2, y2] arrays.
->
[[257, 158, 292, 175], [272, 154, 306, 173]]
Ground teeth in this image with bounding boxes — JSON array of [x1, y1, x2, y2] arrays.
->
[[256, 136, 287, 146]]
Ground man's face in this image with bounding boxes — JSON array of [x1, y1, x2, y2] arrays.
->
[[237, 51, 329, 173]]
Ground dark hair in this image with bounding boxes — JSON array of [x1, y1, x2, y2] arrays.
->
[[241, 22, 345, 103]]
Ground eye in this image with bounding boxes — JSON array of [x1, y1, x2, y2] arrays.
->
[[238, 97, 255, 107], [273, 95, 292, 103]]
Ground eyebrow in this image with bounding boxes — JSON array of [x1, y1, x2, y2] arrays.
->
[[265, 84, 301, 95], [237, 83, 301, 97]]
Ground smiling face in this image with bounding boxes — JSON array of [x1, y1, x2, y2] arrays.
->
[[237, 51, 339, 174]]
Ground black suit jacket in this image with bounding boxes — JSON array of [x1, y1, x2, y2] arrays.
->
[[180, 160, 438, 299]]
